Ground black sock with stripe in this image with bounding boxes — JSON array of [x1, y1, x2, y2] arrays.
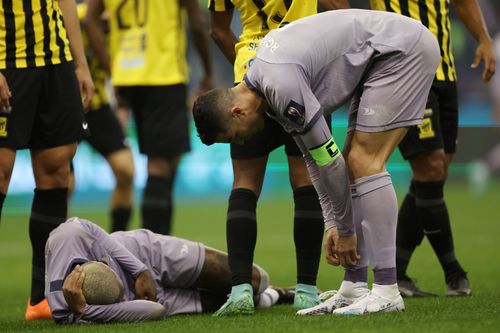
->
[[142, 176, 173, 235], [293, 185, 324, 285], [396, 181, 425, 280], [227, 188, 258, 286], [111, 207, 132, 232], [414, 181, 466, 283], [29, 188, 68, 305]]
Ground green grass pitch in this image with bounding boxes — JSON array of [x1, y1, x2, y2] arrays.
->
[[0, 182, 499, 332]]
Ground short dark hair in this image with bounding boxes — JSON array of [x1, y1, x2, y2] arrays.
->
[[192, 88, 232, 145]]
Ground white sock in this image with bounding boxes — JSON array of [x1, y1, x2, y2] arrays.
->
[[339, 281, 369, 298], [372, 283, 400, 299], [256, 288, 279, 308]]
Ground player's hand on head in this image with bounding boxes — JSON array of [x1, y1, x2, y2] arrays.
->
[[334, 233, 359, 268], [75, 65, 95, 110], [471, 38, 496, 82], [135, 270, 157, 302], [0, 72, 12, 111], [62, 264, 87, 315]]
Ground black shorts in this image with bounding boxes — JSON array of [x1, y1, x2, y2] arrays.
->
[[84, 105, 128, 157], [398, 80, 458, 159], [0, 62, 86, 150], [118, 84, 190, 158], [231, 113, 332, 159]]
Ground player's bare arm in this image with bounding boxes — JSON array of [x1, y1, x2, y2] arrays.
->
[[182, 0, 214, 93], [319, 0, 351, 10], [59, 0, 95, 109], [85, 0, 111, 75], [134, 270, 157, 302], [454, 0, 496, 81], [209, 9, 237, 65], [62, 265, 87, 316], [0, 72, 11, 111]]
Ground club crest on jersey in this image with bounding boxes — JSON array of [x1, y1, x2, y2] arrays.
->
[[285, 101, 305, 126], [0, 117, 7, 137]]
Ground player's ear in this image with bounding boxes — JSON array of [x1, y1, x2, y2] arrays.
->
[[230, 106, 244, 118]]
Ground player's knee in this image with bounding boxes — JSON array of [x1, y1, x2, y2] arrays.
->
[[347, 149, 385, 178], [411, 151, 446, 181], [288, 156, 312, 190], [114, 164, 134, 188]]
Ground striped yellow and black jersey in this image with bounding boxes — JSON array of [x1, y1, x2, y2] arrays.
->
[[77, 3, 109, 111], [208, 0, 317, 83], [0, 0, 72, 69], [370, 0, 456, 81], [104, 0, 188, 86]]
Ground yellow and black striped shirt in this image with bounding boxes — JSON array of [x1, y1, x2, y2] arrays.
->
[[370, 0, 456, 81], [0, 0, 72, 69], [208, 0, 317, 83]]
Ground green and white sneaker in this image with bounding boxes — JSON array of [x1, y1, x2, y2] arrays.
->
[[213, 291, 255, 317], [293, 284, 320, 310]]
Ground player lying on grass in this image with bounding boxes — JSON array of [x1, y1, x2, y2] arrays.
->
[[193, 9, 440, 315], [45, 217, 284, 323]]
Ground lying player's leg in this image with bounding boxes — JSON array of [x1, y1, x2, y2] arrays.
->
[[193, 247, 282, 315]]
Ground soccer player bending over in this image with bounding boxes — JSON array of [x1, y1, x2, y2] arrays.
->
[[46, 217, 285, 323], [193, 9, 440, 315]]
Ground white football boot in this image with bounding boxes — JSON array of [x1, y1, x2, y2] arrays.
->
[[296, 281, 369, 315], [333, 284, 405, 315]]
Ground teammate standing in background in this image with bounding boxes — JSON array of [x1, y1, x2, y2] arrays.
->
[[366, 0, 496, 297], [207, 0, 348, 316], [86, 0, 213, 235], [74, 2, 135, 232], [0, 0, 94, 320]]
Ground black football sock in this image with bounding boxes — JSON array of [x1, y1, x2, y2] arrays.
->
[[396, 181, 425, 280], [293, 185, 324, 286], [227, 188, 258, 286], [29, 188, 68, 304], [111, 207, 132, 232], [414, 181, 466, 283], [141, 176, 173, 235], [0, 192, 5, 223]]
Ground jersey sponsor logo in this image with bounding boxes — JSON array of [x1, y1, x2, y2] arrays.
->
[[284, 100, 305, 126], [180, 244, 189, 256], [0, 117, 8, 137], [418, 118, 435, 139], [361, 107, 376, 116], [262, 35, 280, 53]]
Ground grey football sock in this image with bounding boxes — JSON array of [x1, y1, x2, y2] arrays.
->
[[344, 185, 368, 283], [356, 172, 397, 285]]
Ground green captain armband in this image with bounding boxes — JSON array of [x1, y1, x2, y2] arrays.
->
[[309, 138, 340, 167]]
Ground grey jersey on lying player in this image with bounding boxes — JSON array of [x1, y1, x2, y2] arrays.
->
[[45, 218, 204, 324], [244, 9, 426, 235]]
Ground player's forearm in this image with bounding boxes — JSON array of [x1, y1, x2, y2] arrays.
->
[[210, 11, 237, 65], [58, 0, 88, 69], [319, 0, 351, 10], [85, 0, 110, 73], [191, 27, 213, 77], [295, 133, 354, 236], [454, 0, 492, 43], [57, 300, 166, 324]]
